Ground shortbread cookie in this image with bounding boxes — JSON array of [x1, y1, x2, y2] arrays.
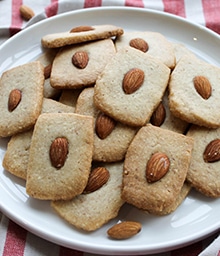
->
[[150, 90, 189, 134], [50, 38, 116, 89], [94, 47, 170, 127], [26, 112, 94, 200], [3, 98, 75, 180], [0, 61, 44, 137], [43, 79, 61, 99], [172, 42, 196, 63], [41, 24, 124, 48], [51, 162, 125, 231], [169, 56, 220, 128], [75, 87, 137, 162], [59, 89, 82, 109], [122, 124, 194, 213], [37, 50, 61, 99], [147, 182, 191, 215], [186, 125, 220, 197], [115, 31, 175, 68], [2, 129, 33, 180]]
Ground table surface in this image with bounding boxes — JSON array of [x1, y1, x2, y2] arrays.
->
[[0, 1, 220, 256]]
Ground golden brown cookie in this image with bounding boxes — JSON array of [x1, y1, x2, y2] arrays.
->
[[26, 112, 94, 200], [3, 98, 75, 180], [75, 87, 137, 162], [122, 124, 194, 213], [41, 24, 124, 48], [149, 89, 189, 134], [169, 55, 220, 128], [51, 162, 125, 231], [115, 31, 175, 68], [50, 38, 116, 89], [186, 125, 220, 197], [94, 47, 170, 127], [0, 61, 44, 137]]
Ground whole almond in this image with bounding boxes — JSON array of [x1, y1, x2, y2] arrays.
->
[[150, 102, 166, 127], [193, 76, 212, 100], [107, 221, 142, 240], [146, 152, 170, 183], [70, 25, 94, 33], [8, 89, 22, 112], [72, 51, 89, 69], [19, 5, 35, 21], [44, 64, 52, 79], [129, 38, 149, 52], [49, 137, 69, 169], [95, 112, 116, 139], [123, 68, 145, 94], [203, 139, 220, 163], [84, 167, 110, 193]]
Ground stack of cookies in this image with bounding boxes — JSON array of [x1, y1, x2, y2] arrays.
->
[[1, 24, 220, 236]]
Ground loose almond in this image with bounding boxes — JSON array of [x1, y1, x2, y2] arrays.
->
[[193, 75, 212, 100], [70, 25, 94, 33], [150, 102, 166, 127], [44, 64, 52, 79], [129, 38, 149, 52], [49, 137, 69, 169], [203, 139, 220, 163], [107, 221, 142, 240], [95, 112, 116, 139], [123, 68, 145, 94], [8, 89, 22, 112], [146, 152, 170, 183], [19, 5, 35, 21], [72, 51, 89, 69], [84, 167, 110, 193]]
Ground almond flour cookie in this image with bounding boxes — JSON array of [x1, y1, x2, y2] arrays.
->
[[0, 61, 44, 137], [50, 38, 116, 89], [169, 56, 220, 128], [59, 89, 82, 109], [150, 90, 189, 134], [75, 87, 138, 162], [146, 182, 191, 215], [51, 162, 125, 231], [115, 31, 175, 68], [94, 47, 170, 127], [172, 42, 196, 63], [122, 124, 194, 213], [2, 129, 33, 180], [41, 24, 124, 48], [37, 49, 61, 99], [26, 112, 94, 200], [186, 125, 220, 197], [3, 98, 75, 180]]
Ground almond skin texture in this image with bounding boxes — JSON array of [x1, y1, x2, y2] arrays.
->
[[107, 221, 142, 240], [150, 102, 166, 127], [146, 152, 170, 183], [70, 25, 94, 33], [72, 51, 89, 69], [19, 5, 35, 21], [129, 38, 149, 53], [95, 112, 116, 139], [203, 139, 220, 163], [49, 137, 69, 169], [123, 68, 145, 94], [84, 167, 110, 193], [193, 76, 212, 100], [8, 89, 22, 112]]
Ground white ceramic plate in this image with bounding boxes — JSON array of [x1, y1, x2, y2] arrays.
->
[[0, 7, 220, 255]]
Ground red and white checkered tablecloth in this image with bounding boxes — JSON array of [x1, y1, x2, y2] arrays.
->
[[0, 1, 220, 255]]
